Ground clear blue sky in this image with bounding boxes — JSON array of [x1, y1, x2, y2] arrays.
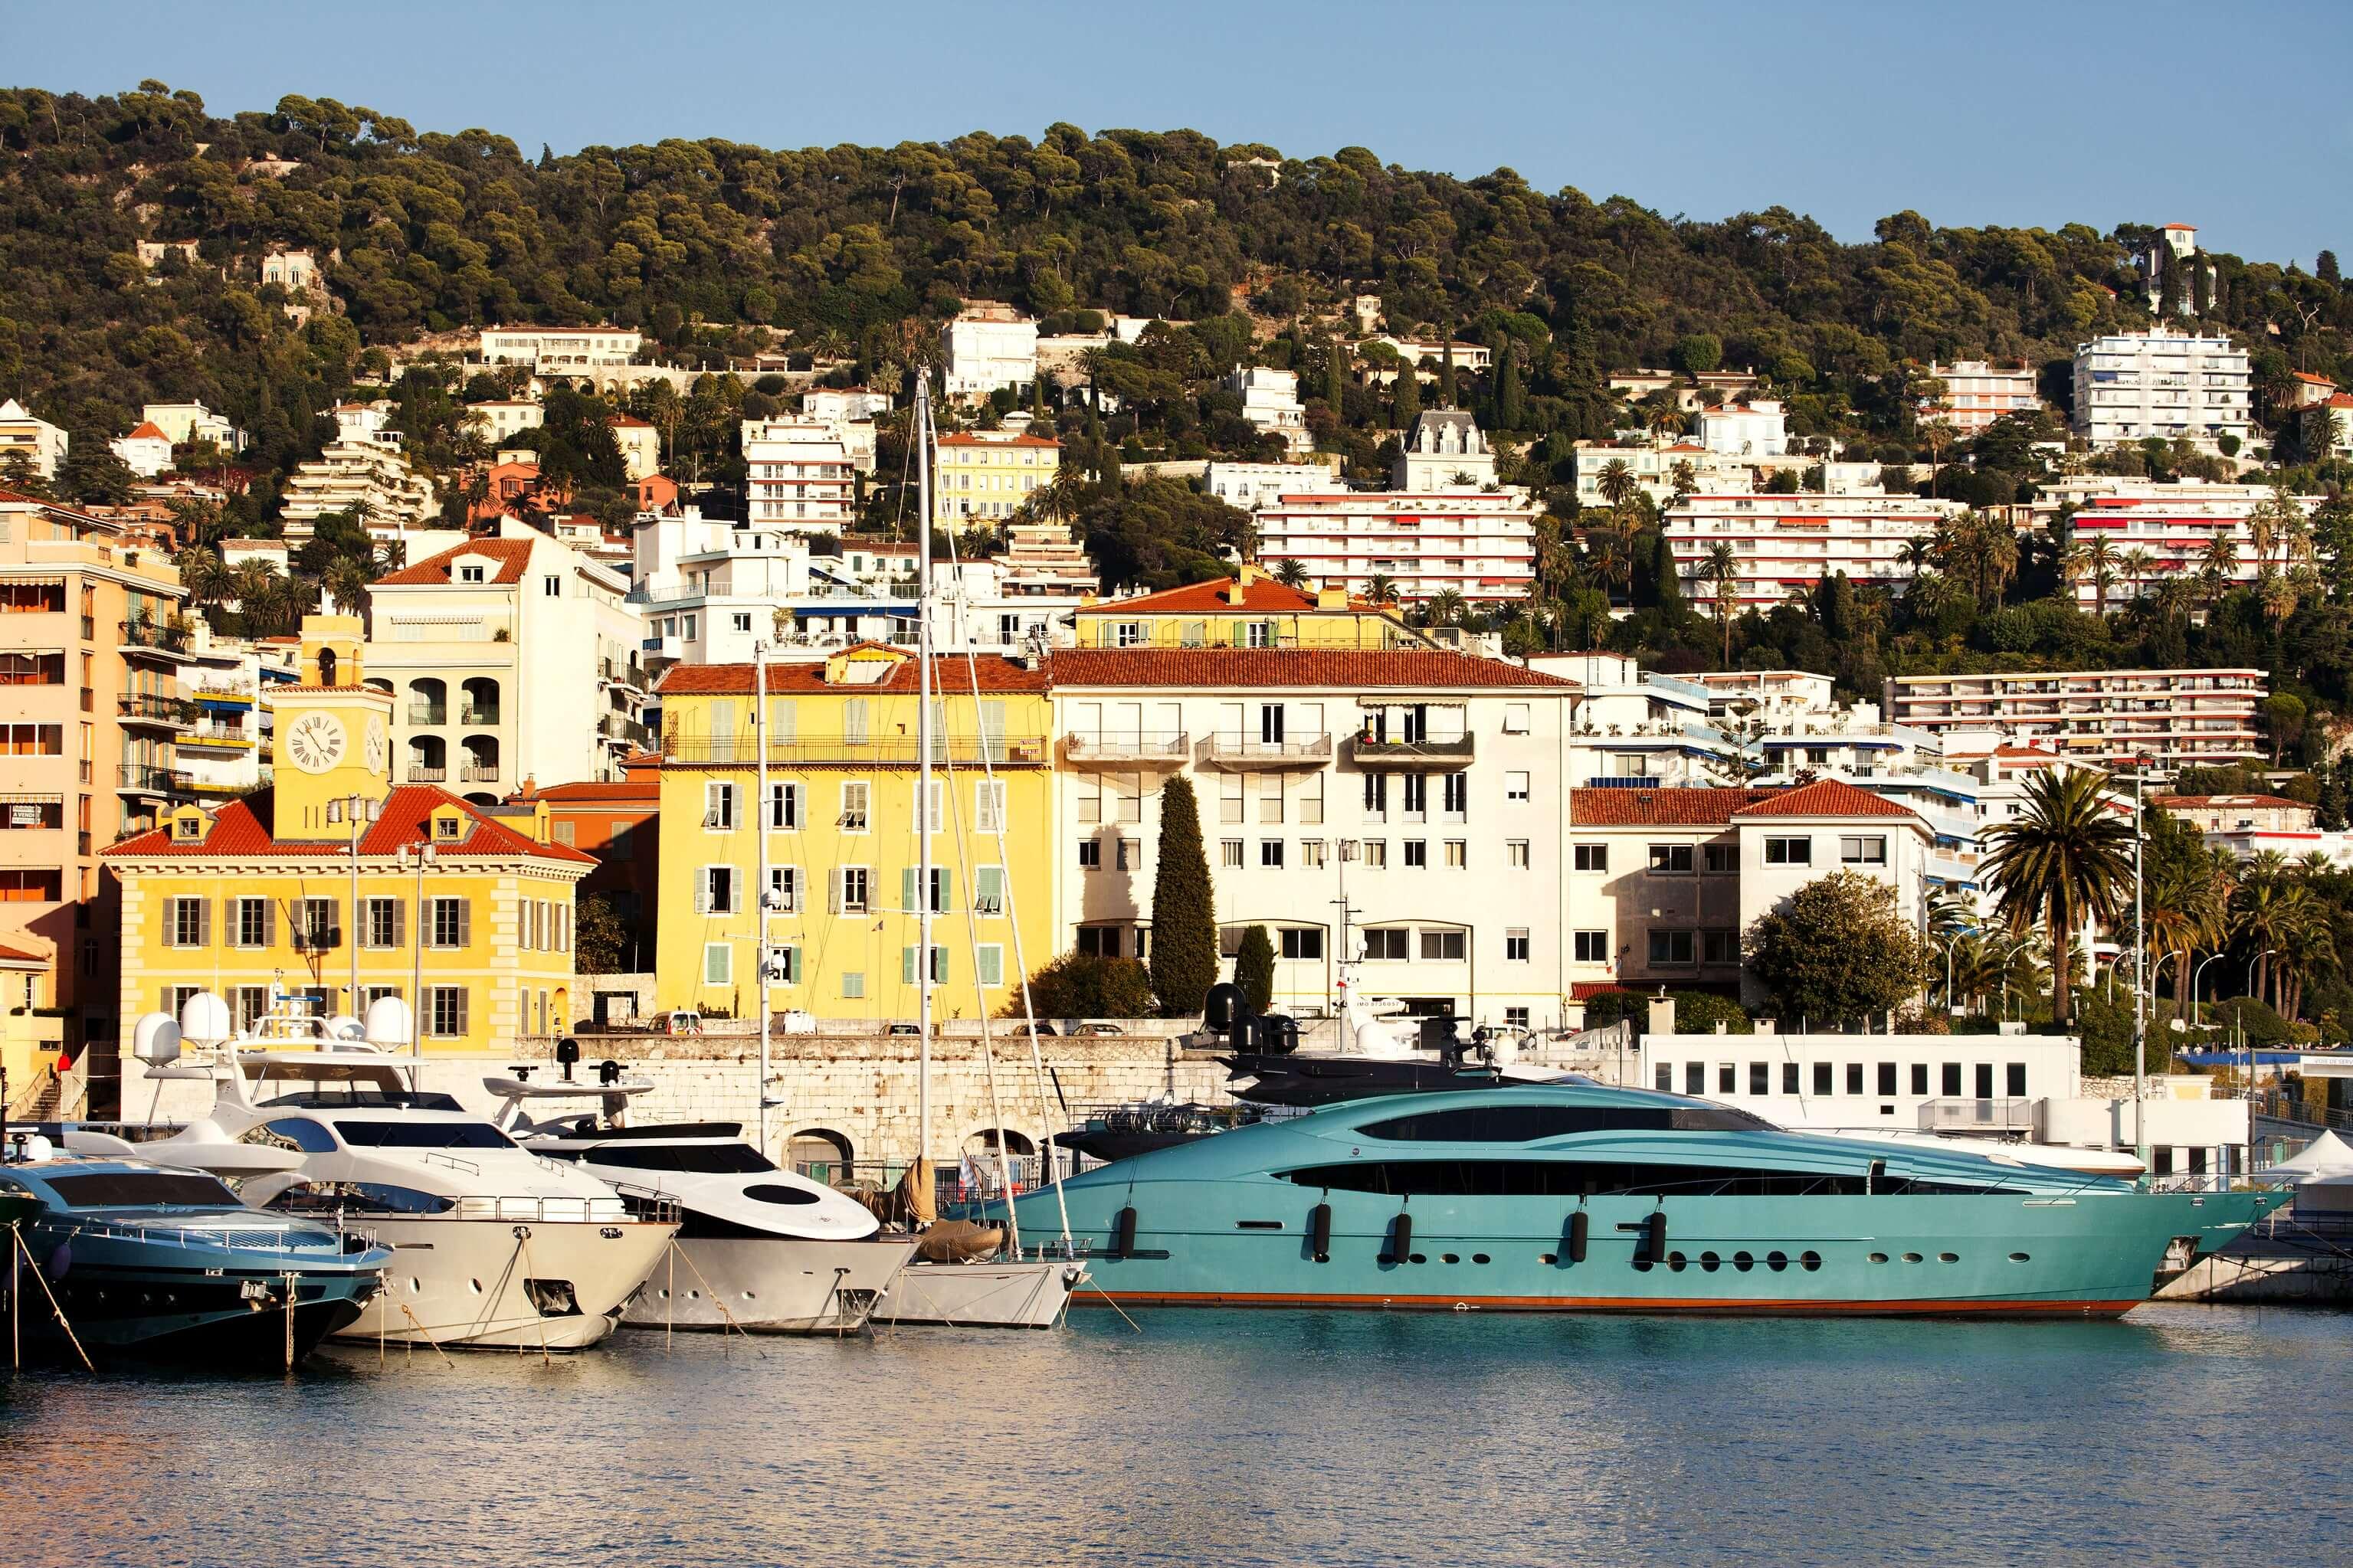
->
[[11, 0, 2350, 267]]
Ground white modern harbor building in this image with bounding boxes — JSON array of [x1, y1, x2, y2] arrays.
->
[[1663, 492, 1965, 610], [2071, 329, 2254, 453]]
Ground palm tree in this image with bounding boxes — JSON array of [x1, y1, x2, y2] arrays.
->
[[1980, 767, 2135, 1027], [1423, 588, 1466, 627], [2138, 856, 2229, 1028], [322, 555, 374, 617], [1669, 460, 1698, 502], [1270, 557, 1309, 589], [2064, 532, 2119, 617], [175, 545, 231, 611], [1702, 541, 1739, 666], [1582, 531, 1632, 603], [2117, 548, 2156, 607], [2198, 535, 2240, 606], [1596, 459, 1636, 510], [1364, 572, 1400, 607]]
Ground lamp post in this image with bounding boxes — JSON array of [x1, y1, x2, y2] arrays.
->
[[326, 792, 379, 1021], [2244, 948, 2276, 1183], [401, 842, 436, 1057]]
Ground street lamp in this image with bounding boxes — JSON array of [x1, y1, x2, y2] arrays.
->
[[325, 793, 379, 1022], [398, 842, 437, 1057]]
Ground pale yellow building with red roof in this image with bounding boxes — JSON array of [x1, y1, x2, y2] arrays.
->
[[933, 428, 1060, 523], [1070, 563, 1429, 651]]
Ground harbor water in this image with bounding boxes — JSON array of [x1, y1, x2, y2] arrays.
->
[[2, 1305, 2345, 1566]]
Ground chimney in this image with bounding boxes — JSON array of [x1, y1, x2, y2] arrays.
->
[[1647, 993, 1677, 1038], [1316, 584, 1349, 611]]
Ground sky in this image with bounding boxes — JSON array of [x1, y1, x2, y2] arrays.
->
[[11, 0, 2351, 267]]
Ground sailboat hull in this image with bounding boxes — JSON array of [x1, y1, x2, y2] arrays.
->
[[882, 1257, 1084, 1329], [624, 1236, 918, 1334]]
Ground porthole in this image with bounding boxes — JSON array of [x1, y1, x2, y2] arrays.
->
[[655, 1288, 670, 1299], [408, 1277, 421, 1292], [2008, 1252, 2031, 1263], [743, 1291, 757, 1300], [1440, 1253, 1460, 1265], [1938, 1252, 1958, 1265], [1471, 1253, 1491, 1265], [469, 1278, 483, 1294], [1902, 1252, 1923, 1264], [1667, 1252, 1688, 1272], [1408, 1252, 1427, 1265], [1765, 1251, 1788, 1272], [1632, 1258, 1653, 1272], [687, 1289, 702, 1299], [1867, 1252, 1889, 1265], [1733, 1252, 1755, 1272], [1699, 1252, 1721, 1272]]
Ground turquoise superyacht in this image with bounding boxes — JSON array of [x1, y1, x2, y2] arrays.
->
[[1010, 1084, 2275, 1316]]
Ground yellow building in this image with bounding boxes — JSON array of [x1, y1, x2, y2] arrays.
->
[[1070, 565, 1430, 650], [933, 430, 1060, 522], [654, 645, 1054, 1021], [103, 615, 594, 1050]]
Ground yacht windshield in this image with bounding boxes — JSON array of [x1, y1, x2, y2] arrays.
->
[[44, 1171, 241, 1209], [332, 1121, 516, 1151], [582, 1144, 774, 1174]]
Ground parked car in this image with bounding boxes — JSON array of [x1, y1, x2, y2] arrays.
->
[[1069, 1022, 1126, 1036], [656, 1010, 703, 1036], [885, 1022, 923, 1036]]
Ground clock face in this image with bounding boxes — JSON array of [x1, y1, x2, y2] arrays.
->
[[364, 718, 388, 775], [284, 712, 348, 774]]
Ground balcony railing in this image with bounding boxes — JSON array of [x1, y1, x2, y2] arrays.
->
[[599, 715, 654, 747], [407, 764, 447, 783], [460, 707, 500, 726], [1065, 731, 1189, 764], [116, 764, 192, 795], [459, 763, 501, 783], [118, 620, 192, 655], [662, 734, 1050, 767], [118, 693, 198, 727], [1916, 1098, 2035, 1134], [180, 725, 254, 749], [1199, 733, 1332, 771], [1584, 776, 1661, 789], [1346, 734, 1476, 770], [406, 705, 447, 726]]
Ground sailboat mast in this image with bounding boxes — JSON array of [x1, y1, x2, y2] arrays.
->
[[915, 380, 935, 1176], [755, 639, 771, 1159]]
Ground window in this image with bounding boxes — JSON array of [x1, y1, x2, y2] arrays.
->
[[1420, 930, 1467, 961], [1505, 928, 1530, 962], [1362, 772, 1388, 820], [1506, 840, 1529, 869], [1574, 930, 1608, 963], [975, 781, 1007, 835], [1441, 773, 1467, 820], [1846, 1063, 1865, 1095], [166, 895, 208, 948], [698, 866, 739, 915], [428, 897, 469, 948], [1910, 1063, 1929, 1096], [1261, 840, 1285, 869], [975, 866, 1005, 916], [1975, 1063, 1994, 1099], [1840, 836, 1887, 866], [730, 612, 752, 633], [1221, 840, 1244, 868], [457, 565, 485, 584], [1505, 771, 1529, 803], [840, 781, 870, 832], [1113, 621, 1145, 648], [300, 898, 339, 951], [1361, 840, 1386, 868], [1655, 1064, 1673, 1092], [768, 782, 801, 830], [1077, 839, 1102, 869], [1404, 840, 1427, 868], [1685, 1062, 1706, 1095], [1116, 837, 1141, 871], [1750, 1062, 1769, 1095], [1877, 1062, 1898, 1097], [902, 945, 950, 985], [1504, 1007, 1531, 1028], [841, 972, 865, 1000], [1573, 843, 1607, 872], [1942, 1062, 1962, 1096], [1363, 928, 1410, 961], [234, 896, 273, 949], [1300, 840, 1326, 868], [900, 866, 953, 915], [1280, 928, 1323, 960], [1702, 843, 1737, 874], [425, 986, 468, 1038], [703, 943, 732, 987], [362, 898, 400, 950], [1702, 929, 1738, 964], [704, 782, 737, 831], [835, 866, 870, 913], [1782, 1062, 1799, 1095], [2006, 1062, 2027, 1098], [1648, 844, 1694, 874], [1814, 1062, 1833, 1096], [1648, 930, 1695, 964], [1401, 775, 1427, 820], [1765, 837, 1811, 866], [976, 945, 1004, 987], [1077, 927, 1122, 958], [767, 867, 800, 915], [1503, 702, 1530, 734], [542, 574, 562, 598]]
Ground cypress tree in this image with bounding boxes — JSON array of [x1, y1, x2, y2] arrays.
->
[[1438, 319, 1457, 407], [1391, 359, 1421, 429], [1236, 925, 1276, 1013], [1324, 336, 1346, 414], [1149, 777, 1219, 1018], [1495, 341, 1523, 431]]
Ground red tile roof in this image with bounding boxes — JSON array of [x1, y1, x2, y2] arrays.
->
[[374, 538, 536, 588], [1571, 787, 1778, 826], [936, 432, 1060, 449], [1571, 982, 1640, 1000], [1050, 649, 1575, 689], [0, 939, 49, 966], [124, 421, 169, 442], [607, 414, 652, 427], [1076, 578, 1326, 617], [102, 784, 595, 863], [1730, 778, 1921, 820], [657, 654, 1050, 696], [519, 781, 660, 804]]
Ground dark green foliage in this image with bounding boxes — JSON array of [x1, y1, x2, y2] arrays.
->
[[1014, 953, 1155, 1020], [1745, 871, 1932, 1025], [1149, 777, 1218, 1019], [1075, 478, 1251, 590], [1235, 925, 1276, 1013], [1672, 992, 1752, 1035], [2202, 996, 2297, 1048], [573, 894, 625, 975], [1577, 989, 1650, 1030], [2070, 984, 2135, 1076]]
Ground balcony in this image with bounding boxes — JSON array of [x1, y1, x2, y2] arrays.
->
[[406, 704, 447, 726], [118, 619, 193, 660], [1198, 732, 1332, 772], [1347, 734, 1476, 771], [459, 706, 500, 726], [116, 764, 192, 797], [661, 734, 1050, 767], [118, 693, 197, 729], [179, 724, 254, 751], [459, 764, 500, 784], [407, 765, 447, 783], [598, 714, 654, 748], [1583, 775, 1661, 789], [642, 634, 683, 663], [1065, 731, 1188, 767], [1916, 1098, 2035, 1134], [599, 660, 649, 691]]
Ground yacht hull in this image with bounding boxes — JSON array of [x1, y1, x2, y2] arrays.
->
[[882, 1257, 1084, 1329], [624, 1236, 919, 1334], [1018, 1183, 2271, 1318], [339, 1216, 674, 1350], [25, 1229, 384, 1365]]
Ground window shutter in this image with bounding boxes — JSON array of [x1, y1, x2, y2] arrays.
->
[[263, 899, 277, 948], [326, 898, 342, 949], [456, 899, 472, 948], [828, 868, 843, 913], [978, 946, 1002, 986], [389, 899, 403, 951], [977, 866, 1004, 915], [694, 872, 710, 915], [931, 946, 949, 985], [454, 987, 469, 1038], [901, 867, 917, 914], [939, 867, 954, 913], [902, 946, 916, 985], [559, 902, 571, 952]]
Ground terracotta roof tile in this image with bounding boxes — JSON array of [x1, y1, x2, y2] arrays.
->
[[1571, 787, 1779, 826], [124, 421, 169, 441], [521, 781, 660, 804], [1729, 778, 1921, 820], [1050, 649, 1574, 690], [1075, 578, 1325, 617], [373, 538, 536, 588], [102, 784, 595, 864], [656, 654, 1050, 696], [2152, 794, 2311, 811]]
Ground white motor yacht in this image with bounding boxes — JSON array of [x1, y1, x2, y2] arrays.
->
[[75, 1000, 677, 1352], [486, 1070, 916, 1334]]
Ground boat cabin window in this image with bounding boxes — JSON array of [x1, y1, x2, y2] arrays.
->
[[1279, 1160, 1991, 1199], [43, 1171, 241, 1208], [580, 1143, 774, 1174], [331, 1121, 515, 1151], [270, 1180, 454, 1216], [1358, 1103, 1772, 1141], [743, 1183, 821, 1206], [260, 1090, 464, 1111], [239, 1118, 341, 1154]]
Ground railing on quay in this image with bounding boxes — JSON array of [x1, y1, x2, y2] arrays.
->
[[1916, 1097, 2037, 1133]]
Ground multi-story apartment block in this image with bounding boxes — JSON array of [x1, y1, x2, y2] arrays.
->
[[2071, 329, 2253, 453], [1225, 367, 1311, 455], [1071, 568, 1427, 652], [1254, 490, 1536, 604], [1571, 439, 1742, 509], [106, 617, 594, 1050], [280, 406, 438, 546], [1201, 460, 1345, 512], [462, 399, 545, 444], [0, 399, 68, 481], [1693, 400, 1788, 457], [1391, 408, 1498, 490], [1050, 648, 1578, 1027], [741, 417, 855, 534], [804, 388, 893, 475], [0, 490, 192, 1059], [368, 528, 648, 800], [933, 429, 1060, 523], [507, 771, 662, 973], [1883, 668, 2266, 774], [651, 646, 1057, 1022], [175, 627, 270, 803], [994, 518, 1098, 597], [2043, 477, 2323, 608], [1565, 780, 1931, 1010], [478, 326, 642, 372], [1923, 361, 2041, 433], [940, 304, 1039, 403], [1663, 492, 1965, 610]]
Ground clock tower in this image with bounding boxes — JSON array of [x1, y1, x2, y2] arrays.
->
[[269, 613, 395, 840]]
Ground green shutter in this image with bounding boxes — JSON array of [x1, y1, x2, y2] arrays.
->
[[937, 867, 954, 913], [976, 866, 1004, 915], [901, 867, 917, 914], [902, 946, 916, 985], [978, 945, 1002, 986]]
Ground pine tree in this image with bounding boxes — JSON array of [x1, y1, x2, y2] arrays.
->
[[1149, 777, 1219, 1018], [1495, 341, 1523, 431], [1391, 358, 1421, 429], [1236, 925, 1276, 1013]]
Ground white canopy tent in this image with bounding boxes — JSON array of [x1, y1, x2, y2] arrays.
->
[[2262, 1129, 2353, 1213]]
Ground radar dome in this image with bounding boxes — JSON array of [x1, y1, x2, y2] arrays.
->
[[364, 995, 415, 1049], [131, 1010, 184, 1066]]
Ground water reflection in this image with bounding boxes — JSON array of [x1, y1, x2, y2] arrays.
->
[[0, 1305, 2342, 1567]]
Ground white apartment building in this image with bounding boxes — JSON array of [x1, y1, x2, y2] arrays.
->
[[478, 326, 642, 372], [995, 519, 1099, 597], [1225, 366, 1311, 455], [1392, 408, 1498, 491], [1924, 361, 2040, 434], [1571, 440, 1743, 509], [367, 524, 648, 797], [175, 628, 269, 802], [1256, 491, 1536, 604], [2071, 329, 2253, 453], [940, 305, 1039, 403], [464, 400, 544, 444], [280, 408, 438, 545], [1563, 779, 1932, 1010], [1663, 492, 1965, 610], [2040, 476, 2322, 609], [1883, 668, 2266, 774], [139, 402, 244, 453], [1694, 400, 1787, 457], [1048, 648, 1578, 1027], [741, 417, 855, 535], [1202, 460, 1346, 512], [110, 422, 175, 479], [804, 388, 892, 475], [0, 399, 67, 481], [633, 509, 838, 669]]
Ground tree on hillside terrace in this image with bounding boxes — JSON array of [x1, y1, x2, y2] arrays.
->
[[1743, 870, 1932, 1027], [1149, 777, 1219, 1020]]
